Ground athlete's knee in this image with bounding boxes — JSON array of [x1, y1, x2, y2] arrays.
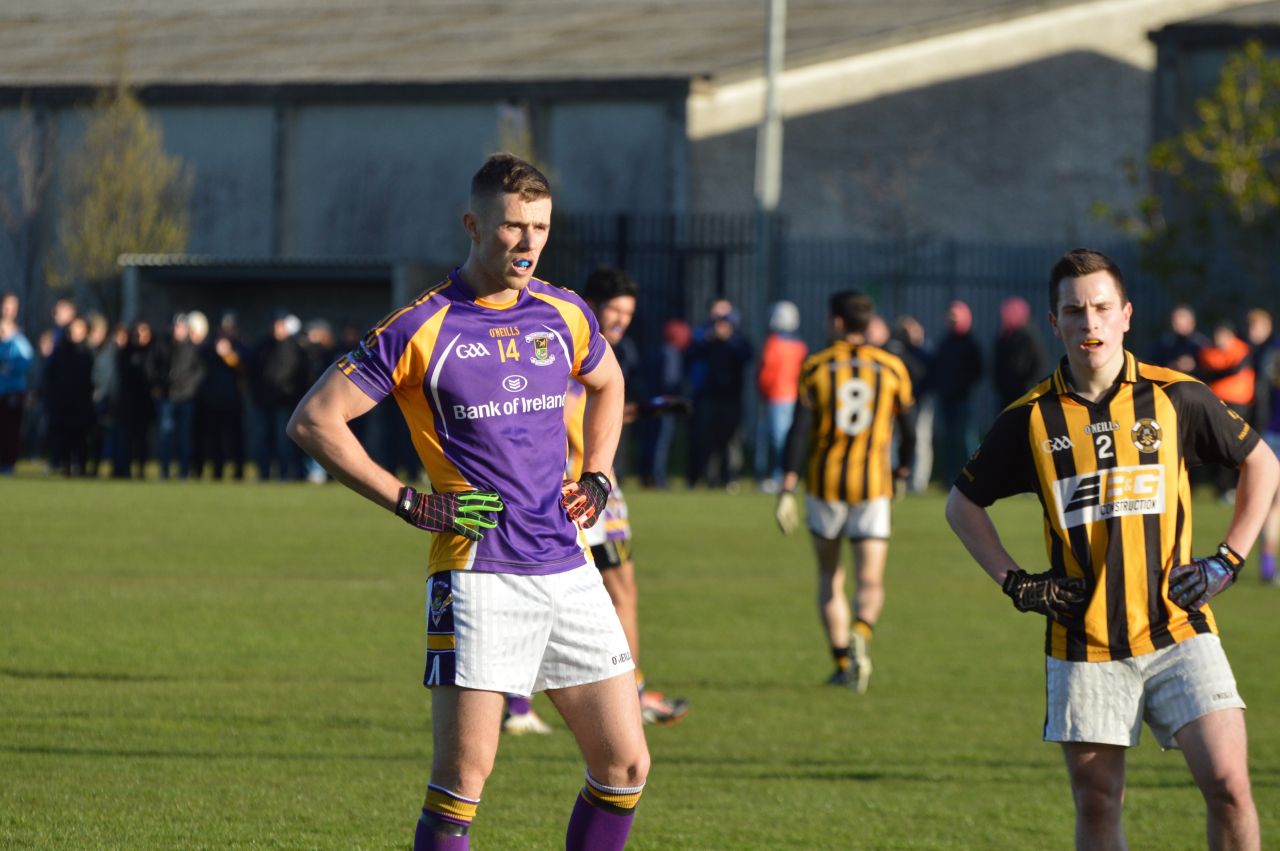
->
[[429, 760, 494, 801], [593, 745, 650, 790], [1198, 769, 1253, 818], [1071, 781, 1124, 826]]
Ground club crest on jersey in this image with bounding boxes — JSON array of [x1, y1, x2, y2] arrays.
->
[[1131, 419, 1162, 453], [1052, 464, 1165, 529], [525, 331, 556, 366]]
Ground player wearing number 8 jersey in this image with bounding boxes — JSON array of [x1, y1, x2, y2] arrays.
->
[[946, 248, 1279, 850], [775, 290, 915, 691]]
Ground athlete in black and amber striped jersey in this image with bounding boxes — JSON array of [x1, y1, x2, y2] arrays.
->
[[796, 338, 914, 504], [776, 291, 915, 693], [946, 248, 1278, 851], [956, 350, 1253, 662]]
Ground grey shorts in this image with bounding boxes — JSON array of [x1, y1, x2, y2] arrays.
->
[[1043, 633, 1245, 749], [805, 495, 891, 540]]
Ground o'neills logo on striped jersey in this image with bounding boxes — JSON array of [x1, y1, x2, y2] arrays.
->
[[1052, 464, 1165, 529], [1083, 420, 1119, 435]]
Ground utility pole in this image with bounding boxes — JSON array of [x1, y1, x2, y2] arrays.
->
[[754, 0, 786, 305]]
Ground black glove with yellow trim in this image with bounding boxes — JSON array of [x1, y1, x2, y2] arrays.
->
[[1002, 570, 1088, 625]]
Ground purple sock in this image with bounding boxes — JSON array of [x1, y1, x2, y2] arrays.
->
[[565, 791, 635, 851], [414, 812, 470, 851], [506, 694, 532, 715], [1262, 553, 1276, 581]]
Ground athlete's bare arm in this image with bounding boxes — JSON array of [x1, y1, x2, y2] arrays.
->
[[287, 364, 403, 511], [944, 486, 1024, 586], [1224, 440, 1280, 558], [575, 344, 625, 477]]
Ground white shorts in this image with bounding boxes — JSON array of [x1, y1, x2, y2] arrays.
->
[[1043, 634, 1245, 749], [805, 495, 891, 540], [424, 564, 634, 695]]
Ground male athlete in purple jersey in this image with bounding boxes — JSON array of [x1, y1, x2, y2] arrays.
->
[[288, 154, 648, 851]]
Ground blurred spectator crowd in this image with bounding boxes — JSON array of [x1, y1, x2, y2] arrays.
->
[[0, 292, 409, 482], [1, 288, 1275, 495]]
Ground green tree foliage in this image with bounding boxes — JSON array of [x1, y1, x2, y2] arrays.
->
[[50, 83, 191, 317], [1094, 40, 1280, 310], [1160, 39, 1280, 228]]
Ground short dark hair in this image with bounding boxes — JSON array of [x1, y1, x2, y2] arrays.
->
[[1048, 248, 1126, 313], [830, 290, 874, 335], [582, 266, 638, 305], [470, 153, 551, 205]]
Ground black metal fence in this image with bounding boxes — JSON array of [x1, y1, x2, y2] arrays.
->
[[536, 212, 1280, 441], [542, 213, 1209, 357]]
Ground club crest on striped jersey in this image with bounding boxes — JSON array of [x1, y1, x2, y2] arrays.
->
[[1131, 419, 1162, 453], [1052, 464, 1165, 529]]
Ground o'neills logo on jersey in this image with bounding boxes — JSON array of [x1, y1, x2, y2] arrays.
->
[[525, 331, 556, 366], [1052, 464, 1165, 529], [1084, 421, 1120, 435]]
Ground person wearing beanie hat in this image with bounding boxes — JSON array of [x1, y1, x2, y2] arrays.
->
[[755, 300, 807, 491]]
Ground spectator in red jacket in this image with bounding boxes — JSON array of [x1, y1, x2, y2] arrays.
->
[[755, 300, 807, 492]]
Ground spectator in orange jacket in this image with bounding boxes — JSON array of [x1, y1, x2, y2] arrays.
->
[[755, 300, 807, 492], [1199, 320, 1255, 501]]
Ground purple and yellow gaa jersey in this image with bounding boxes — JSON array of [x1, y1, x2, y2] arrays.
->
[[337, 269, 607, 576], [564, 380, 630, 543]]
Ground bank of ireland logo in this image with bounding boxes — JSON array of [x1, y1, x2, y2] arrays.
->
[[502, 375, 528, 392], [525, 331, 556, 366], [1131, 418, 1162, 453]]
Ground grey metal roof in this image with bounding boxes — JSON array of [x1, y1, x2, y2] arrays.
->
[[2, 1, 1085, 88]]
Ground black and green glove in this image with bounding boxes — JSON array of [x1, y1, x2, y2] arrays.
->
[[395, 487, 504, 541]]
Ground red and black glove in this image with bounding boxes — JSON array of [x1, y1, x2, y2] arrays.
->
[[560, 471, 611, 529]]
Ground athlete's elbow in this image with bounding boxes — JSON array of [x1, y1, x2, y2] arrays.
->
[[943, 487, 971, 533], [285, 404, 314, 450]]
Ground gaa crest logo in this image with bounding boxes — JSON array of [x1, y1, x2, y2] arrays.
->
[[524, 331, 556, 366], [1131, 418, 1162, 453]]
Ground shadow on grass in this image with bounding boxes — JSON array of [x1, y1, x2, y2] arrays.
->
[[0, 668, 175, 683], [1, 744, 424, 762]]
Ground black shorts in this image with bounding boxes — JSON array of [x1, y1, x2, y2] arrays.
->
[[590, 537, 632, 570]]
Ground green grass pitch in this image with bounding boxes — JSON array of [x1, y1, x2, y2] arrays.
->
[[1, 476, 1277, 849]]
